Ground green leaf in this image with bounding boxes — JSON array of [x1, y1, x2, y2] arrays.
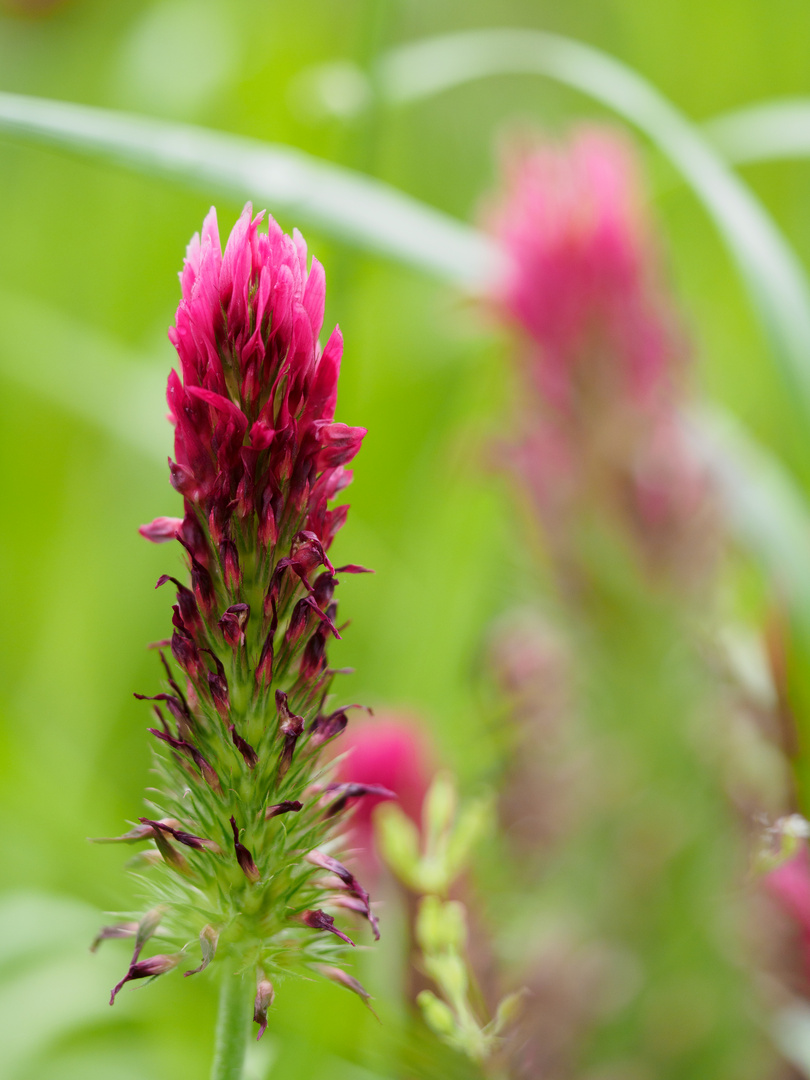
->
[[374, 803, 421, 887], [0, 91, 491, 286], [704, 98, 810, 166]]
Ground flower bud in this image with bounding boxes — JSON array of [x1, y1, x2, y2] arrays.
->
[[417, 990, 456, 1037], [185, 924, 218, 977], [110, 953, 180, 1005], [254, 976, 275, 1040], [219, 603, 249, 647]]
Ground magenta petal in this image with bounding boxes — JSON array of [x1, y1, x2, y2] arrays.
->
[[138, 517, 183, 543]]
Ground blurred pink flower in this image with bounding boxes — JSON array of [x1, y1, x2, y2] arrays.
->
[[334, 716, 434, 868], [764, 846, 810, 980], [487, 128, 716, 584], [491, 128, 674, 413]]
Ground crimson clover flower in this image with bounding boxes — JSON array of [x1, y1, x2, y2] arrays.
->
[[95, 204, 381, 1034]]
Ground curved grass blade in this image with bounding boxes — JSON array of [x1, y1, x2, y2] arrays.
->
[[704, 99, 810, 166], [376, 29, 810, 421], [686, 406, 810, 628], [0, 91, 493, 286]]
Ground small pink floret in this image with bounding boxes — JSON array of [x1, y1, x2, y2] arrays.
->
[[139, 516, 183, 543]]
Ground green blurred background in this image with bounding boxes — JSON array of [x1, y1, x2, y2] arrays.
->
[[1, 0, 809, 1077]]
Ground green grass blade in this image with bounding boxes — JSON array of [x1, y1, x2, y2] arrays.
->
[[704, 99, 810, 165], [0, 91, 493, 286], [687, 407, 810, 627], [377, 29, 810, 421]]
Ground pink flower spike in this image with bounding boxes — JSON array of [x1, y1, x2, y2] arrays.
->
[[489, 129, 673, 410], [101, 203, 372, 1030], [486, 128, 714, 585]]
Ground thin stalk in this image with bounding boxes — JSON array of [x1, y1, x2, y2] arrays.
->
[[210, 960, 252, 1080]]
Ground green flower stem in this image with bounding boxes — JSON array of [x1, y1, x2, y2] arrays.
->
[[210, 960, 252, 1080]]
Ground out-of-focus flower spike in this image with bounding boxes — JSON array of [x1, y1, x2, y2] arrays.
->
[[487, 128, 715, 585]]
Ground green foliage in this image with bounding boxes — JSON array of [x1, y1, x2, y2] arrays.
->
[[2, 2, 810, 1078], [376, 773, 491, 896], [379, 776, 517, 1067]]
